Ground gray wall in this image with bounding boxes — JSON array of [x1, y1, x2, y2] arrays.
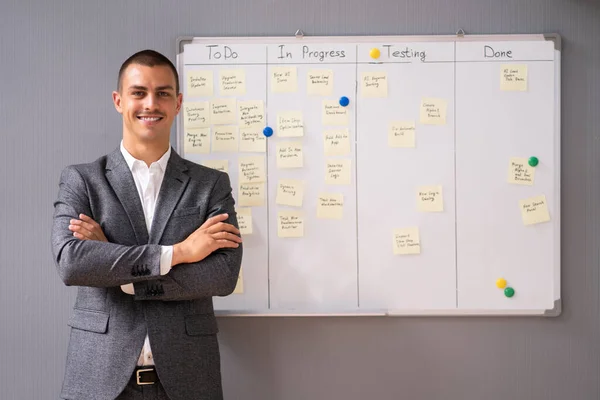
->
[[1, 0, 598, 399]]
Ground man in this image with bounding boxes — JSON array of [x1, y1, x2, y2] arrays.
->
[[51, 49, 242, 400]]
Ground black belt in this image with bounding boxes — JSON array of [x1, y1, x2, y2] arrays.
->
[[134, 366, 159, 386]]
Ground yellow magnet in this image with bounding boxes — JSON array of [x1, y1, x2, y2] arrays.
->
[[496, 278, 507, 289], [369, 48, 381, 59]]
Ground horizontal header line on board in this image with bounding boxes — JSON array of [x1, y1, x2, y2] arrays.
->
[[184, 59, 552, 66]]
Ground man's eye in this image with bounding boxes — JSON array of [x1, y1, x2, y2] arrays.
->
[[131, 91, 144, 96], [158, 92, 170, 97]]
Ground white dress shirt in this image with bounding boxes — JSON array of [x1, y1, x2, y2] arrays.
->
[[119, 141, 174, 366]]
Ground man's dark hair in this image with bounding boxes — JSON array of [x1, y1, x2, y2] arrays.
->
[[117, 49, 180, 94]]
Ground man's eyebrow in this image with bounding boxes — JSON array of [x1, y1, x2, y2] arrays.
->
[[155, 85, 175, 91], [127, 85, 175, 91]]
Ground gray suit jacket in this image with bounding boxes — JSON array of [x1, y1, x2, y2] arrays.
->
[[51, 147, 242, 400]]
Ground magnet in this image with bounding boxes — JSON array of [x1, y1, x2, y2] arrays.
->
[[370, 48, 381, 59], [339, 96, 350, 107], [263, 126, 273, 137]]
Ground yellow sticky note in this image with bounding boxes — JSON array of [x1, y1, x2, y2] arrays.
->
[[322, 100, 348, 126], [278, 211, 304, 238], [219, 69, 246, 95], [184, 127, 210, 154], [210, 98, 237, 125], [501, 64, 528, 91], [323, 129, 351, 156], [238, 100, 264, 128], [271, 66, 297, 93], [393, 228, 421, 255], [277, 111, 304, 137], [307, 69, 333, 96], [276, 142, 303, 169], [233, 268, 244, 294], [417, 186, 444, 212], [239, 156, 266, 184], [187, 70, 214, 97], [239, 183, 265, 207], [519, 195, 550, 225], [317, 193, 344, 219], [237, 208, 252, 235], [325, 159, 351, 185], [508, 157, 535, 185], [388, 121, 416, 148], [276, 179, 304, 207], [183, 102, 210, 128], [201, 159, 228, 173], [420, 98, 447, 125], [361, 71, 388, 98], [212, 126, 238, 152], [239, 127, 266, 153]]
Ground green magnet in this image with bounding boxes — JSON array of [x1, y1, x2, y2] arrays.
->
[[504, 287, 515, 298], [528, 157, 539, 167]]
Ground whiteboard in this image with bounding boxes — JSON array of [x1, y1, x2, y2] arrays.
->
[[175, 34, 561, 316]]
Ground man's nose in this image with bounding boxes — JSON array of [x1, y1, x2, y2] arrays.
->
[[143, 94, 159, 110]]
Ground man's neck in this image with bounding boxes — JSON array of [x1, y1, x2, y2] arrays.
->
[[122, 139, 169, 167]]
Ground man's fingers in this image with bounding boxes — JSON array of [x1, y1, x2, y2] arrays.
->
[[212, 232, 243, 243], [199, 213, 229, 229], [206, 222, 240, 235], [70, 219, 97, 234], [79, 214, 99, 227], [214, 239, 240, 249], [72, 232, 89, 240], [69, 224, 97, 240]]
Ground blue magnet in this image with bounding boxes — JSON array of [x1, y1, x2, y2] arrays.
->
[[263, 126, 273, 137], [339, 96, 350, 107]]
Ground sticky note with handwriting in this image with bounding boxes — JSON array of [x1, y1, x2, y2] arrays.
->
[[233, 268, 244, 294], [238, 100, 264, 128], [239, 127, 266, 153], [317, 193, 344, 219], [271, 66, 297, 93], [508, 157, 535, 185], [325, 159, 351, 185], [187, 70, 213, 97], [277, 111, 304, 137], [237, 208, 253, 235], [307, 69, 333, 96], [322, 100, 348, 126], [323, 129, 351, 156], [183, 102, 210, 128], [276, 179, 304, 207], [210, 98, 237, 125], [184, 127, 210, 154], [393, 228, 421, 255], [420, 98, 447, 125], [212, 126, 238, 152], [417, 186, 443, 212], [501, 64, 527, 91], [278, 211, 304, 238], [361, 71, 388, 98], [519, 195, 550, 225], [219, 69, 246, 95], [201, 159, 228, 173], [388, 121, 416, 148], [276, 142, 303, 169], [239, 156, 266, 184], [238, 183, 265, 207]]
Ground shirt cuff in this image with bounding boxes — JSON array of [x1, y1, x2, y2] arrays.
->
[[160, 246, 173, 275], [121, 284, 134, 295]]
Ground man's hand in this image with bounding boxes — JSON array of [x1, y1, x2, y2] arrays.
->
[[172, 213, 241, 266], [68, 214, 108, 242]]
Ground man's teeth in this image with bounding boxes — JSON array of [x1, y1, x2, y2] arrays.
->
[[139, 117, 161, 121]]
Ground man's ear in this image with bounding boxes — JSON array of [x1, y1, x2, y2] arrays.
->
[[176, 92, 183, 114], [112, 91, 123, 114]]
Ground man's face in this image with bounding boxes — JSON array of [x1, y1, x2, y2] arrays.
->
[[112, 64, 182, 145]]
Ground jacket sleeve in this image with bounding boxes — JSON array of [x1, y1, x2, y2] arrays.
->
[[132, 172, 243, 301], [51, 166, 163, 287]]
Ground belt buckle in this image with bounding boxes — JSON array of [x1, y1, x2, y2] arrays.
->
[[136, 368, 155, 385]]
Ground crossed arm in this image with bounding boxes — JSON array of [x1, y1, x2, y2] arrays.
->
[[52, 166, 243, 301]]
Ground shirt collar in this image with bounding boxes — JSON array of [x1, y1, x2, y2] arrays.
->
[[120, 140, 171, 172]]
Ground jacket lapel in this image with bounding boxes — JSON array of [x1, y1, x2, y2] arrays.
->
[[105, 148, 149, 245], [149, 149, 190, 244]]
